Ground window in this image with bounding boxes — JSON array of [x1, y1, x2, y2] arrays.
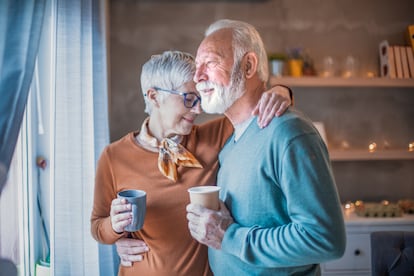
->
[[0, 1, 112, 274]]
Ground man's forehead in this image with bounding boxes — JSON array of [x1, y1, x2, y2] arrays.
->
[[196, 46, 223, 60], [196, 32, 233, 61]]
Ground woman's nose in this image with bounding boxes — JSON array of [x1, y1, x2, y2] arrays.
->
[[191, 100, 202, 114]]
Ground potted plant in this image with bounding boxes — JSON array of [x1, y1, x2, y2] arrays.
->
[[268, 52, 287, 77]]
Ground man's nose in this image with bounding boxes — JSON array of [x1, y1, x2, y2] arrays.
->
[[194, 64, 207, 83]]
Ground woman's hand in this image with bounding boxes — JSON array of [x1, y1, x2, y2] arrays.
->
[[252, 85, 292, 128], [116, 237, 149, 266], [110, 198, 132, 233]]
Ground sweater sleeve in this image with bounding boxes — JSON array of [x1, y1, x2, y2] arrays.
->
[[90, 147, 124, 244], [221, 130, 346, 267]]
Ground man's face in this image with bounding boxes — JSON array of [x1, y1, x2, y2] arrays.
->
[[194, 29, 245, 114]]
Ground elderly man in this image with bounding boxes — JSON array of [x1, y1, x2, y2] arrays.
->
[[186, 19, 346, 275]]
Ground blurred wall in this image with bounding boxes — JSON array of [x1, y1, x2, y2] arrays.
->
[[108, 0, 414, 202], [108, 0, 413, 140]]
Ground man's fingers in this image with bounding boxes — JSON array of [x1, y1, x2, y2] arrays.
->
[[218, 201, 229, 215], [186, 203, 209, 214], [186, 211, 201, 224]]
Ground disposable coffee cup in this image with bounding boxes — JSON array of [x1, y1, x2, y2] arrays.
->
[[117, 189, 146, 232], [188, 186, 221, 211]]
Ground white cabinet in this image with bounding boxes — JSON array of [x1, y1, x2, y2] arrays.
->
[[321, 212, 414, 275], [323, 233, 371, 275]]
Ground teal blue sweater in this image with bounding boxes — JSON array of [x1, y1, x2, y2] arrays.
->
[[209, 109, 346, 275]]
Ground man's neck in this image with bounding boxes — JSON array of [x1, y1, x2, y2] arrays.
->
[[224, 81, 266, 126]]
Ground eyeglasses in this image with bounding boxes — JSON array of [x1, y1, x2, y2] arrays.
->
[[154, 87, 201, 108]]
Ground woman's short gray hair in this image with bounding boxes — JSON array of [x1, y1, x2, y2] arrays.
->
[[140, 51, 196, 114], [205, 19, 269, 82]]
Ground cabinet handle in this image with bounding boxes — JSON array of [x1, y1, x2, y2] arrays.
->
[[354, 249, 361, 256]]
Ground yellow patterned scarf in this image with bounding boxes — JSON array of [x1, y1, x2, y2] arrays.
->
[[137, 118, 203, 182]]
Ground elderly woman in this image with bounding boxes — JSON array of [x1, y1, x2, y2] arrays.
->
[[90, 51, 291, 276]]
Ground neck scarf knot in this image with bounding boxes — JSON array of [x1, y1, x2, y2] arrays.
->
[[138, 118, 203, 182]]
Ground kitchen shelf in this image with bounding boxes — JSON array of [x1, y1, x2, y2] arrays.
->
[[269, 76, 414, 88], [329, 149, 414, 161], [268, 76, 414, 162]]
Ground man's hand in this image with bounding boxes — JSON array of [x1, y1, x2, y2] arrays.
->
[[186, 201, 234, 250], [110, 198, 132, 233], [252, 85, 292, 128], [116, 237, 149, 267]]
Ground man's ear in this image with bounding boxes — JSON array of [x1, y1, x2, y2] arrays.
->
[[244, 52, 258, 79]]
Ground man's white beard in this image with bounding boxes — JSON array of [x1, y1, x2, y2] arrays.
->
[[196, 65, 245, 114]]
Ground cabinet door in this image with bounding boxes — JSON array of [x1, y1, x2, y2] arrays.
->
[[322, 233, 371, 274]]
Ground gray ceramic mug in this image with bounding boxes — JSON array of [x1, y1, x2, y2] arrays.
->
[[117, 189, 146, 232]]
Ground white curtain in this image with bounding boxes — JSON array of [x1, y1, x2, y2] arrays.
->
[[51, 0, 117, 274]]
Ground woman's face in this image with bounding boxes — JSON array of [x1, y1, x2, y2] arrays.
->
[[156, 81, 202, 137]]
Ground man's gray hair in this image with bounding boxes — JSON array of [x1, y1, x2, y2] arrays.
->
[[205, 19, 269, 82], [140, 51, 196, 114]]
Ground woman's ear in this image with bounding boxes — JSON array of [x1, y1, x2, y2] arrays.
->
[[146, 88, 160, 107], [244, 52, 258, 79]]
